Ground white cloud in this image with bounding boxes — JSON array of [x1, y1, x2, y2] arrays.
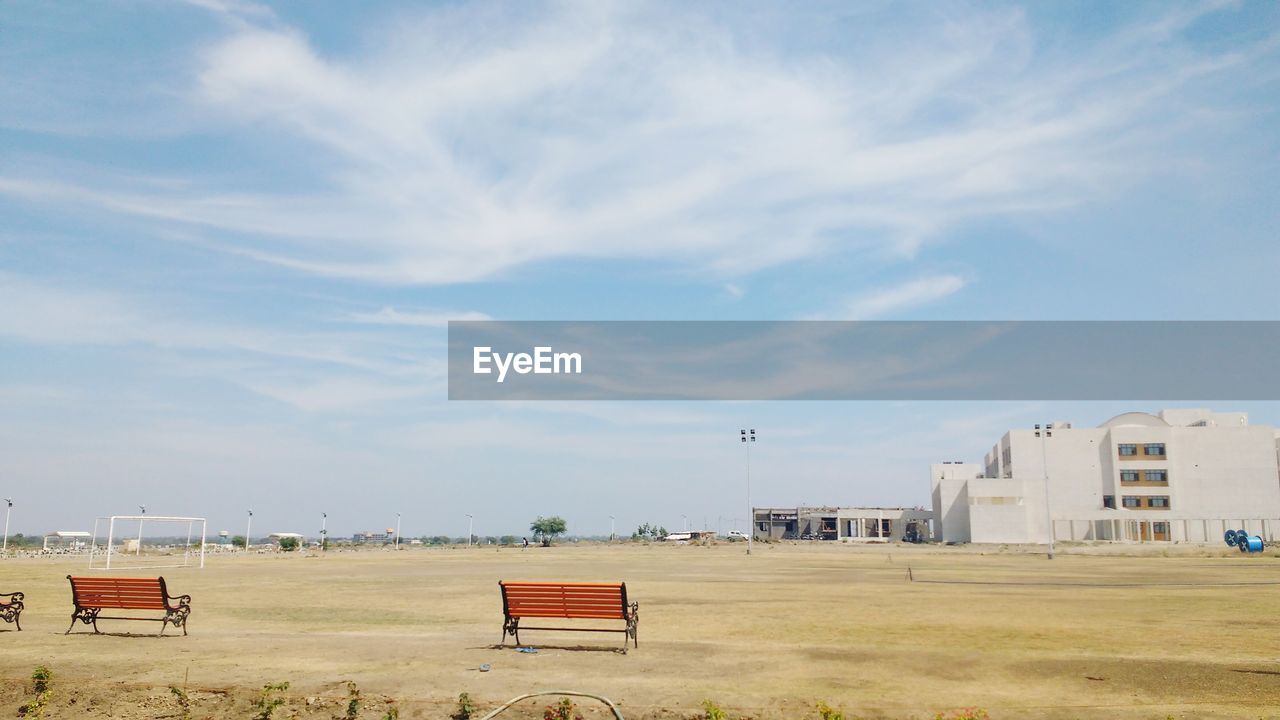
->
[[0, 1, 1267, 285], [813, 274, 969, 320], [344, 307, 491, 327]]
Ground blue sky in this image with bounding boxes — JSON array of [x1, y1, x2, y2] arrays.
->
[[1, 0, 1278, 538]]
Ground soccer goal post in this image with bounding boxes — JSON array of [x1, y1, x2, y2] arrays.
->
[[88, 515, 207, 570]]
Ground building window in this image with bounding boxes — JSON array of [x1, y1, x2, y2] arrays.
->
[[1144, 443, 1166, 456], [1103, 495, 1115, 509], [1118, 444, 1138, 456], [1153, 522, 1169, 533], [1149, 496, 1170, 508], [1120, 470, 1139, 482], [1144, 470, 1168, 483], [1122, 496, 1141, 508]]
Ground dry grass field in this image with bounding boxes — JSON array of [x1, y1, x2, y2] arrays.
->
[[0, 542, 1277, 720]]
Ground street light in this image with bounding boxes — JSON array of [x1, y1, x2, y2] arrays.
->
[[320, 512, 327, 551], [137, 505, 146, 556], [741, 428, 756, 555], [395, 512, 402, 549], [466, 514, 474, 547], [1035, 424, 1056, 560], [2, 498, 12, 554], [246, 509, 253, 551], [681, 514, 688, 532], [609, 515, 616, 542]]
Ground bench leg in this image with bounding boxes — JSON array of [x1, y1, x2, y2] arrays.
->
[[502, 616, 519, 646], [67, 608, 100, 635]]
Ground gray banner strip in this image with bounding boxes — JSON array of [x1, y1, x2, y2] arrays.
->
[[447, 321, 1280, 400]]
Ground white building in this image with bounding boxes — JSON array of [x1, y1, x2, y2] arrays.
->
[[932, 409, 1280, 544]]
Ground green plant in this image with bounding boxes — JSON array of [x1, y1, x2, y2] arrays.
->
[[701, 699, 729, 720], [278, 536, 300, 551], [251, 682, 289, 720], [21, 665, 53, 718], [452, 692, 478, 720], [344, 681, 362, 719], [382, 705, 399, 720], [543, 697, 583, 720], [530, 516, 568, 547], [816, 701, 844, 720], [934, 708, 990, 720], [169, 685, 192, 720]]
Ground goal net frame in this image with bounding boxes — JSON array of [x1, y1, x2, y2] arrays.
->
[[88, 515, 207, 570]]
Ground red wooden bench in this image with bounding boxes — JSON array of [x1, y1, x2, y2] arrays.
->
[[66, 575, 192, 635], [0, 591, 22, 631], [499, 581, 638, 648]]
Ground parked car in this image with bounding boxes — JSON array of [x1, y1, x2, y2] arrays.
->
[[725, 530, 749, 541]]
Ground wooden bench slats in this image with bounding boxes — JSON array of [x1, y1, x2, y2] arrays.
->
[[499, 580, 638, 648], [66, 575, 191, 636]]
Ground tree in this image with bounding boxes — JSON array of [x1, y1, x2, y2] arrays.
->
[[231, 535, 247, 549], [530, 516, 567, 547], [278, 537, 300, 552]]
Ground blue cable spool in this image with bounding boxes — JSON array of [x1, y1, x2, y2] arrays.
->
[[1224, 529, 1239, 546], [1242, 535, 1265, 553]]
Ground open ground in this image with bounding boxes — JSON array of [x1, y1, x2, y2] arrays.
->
[[0, 543, 1277, 719]]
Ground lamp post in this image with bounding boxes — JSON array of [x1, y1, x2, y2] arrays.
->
[[137, 505, 147, 555], [609, 515, 615, 542], [2, 498, 12, 554], [245, 509, 253, 551], [1035, 423, 1056, 560], [741, 428, 756, 555], [320, 512, 327, 551], [466, 514, 474, 548], [682, 514, 688, 532], [395, 512, 402, 549]]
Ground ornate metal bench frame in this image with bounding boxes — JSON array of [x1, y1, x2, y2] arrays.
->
[[0, 591, 22, 631]]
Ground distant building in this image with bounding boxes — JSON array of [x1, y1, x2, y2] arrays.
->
[[42, 530, 91, 551], [752, 507, 934, 542], [932, 409, 1280, 544], [351, 531, 391, 544]]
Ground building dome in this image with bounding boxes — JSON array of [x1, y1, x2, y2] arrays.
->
[[1098, 411, 1170, 428]]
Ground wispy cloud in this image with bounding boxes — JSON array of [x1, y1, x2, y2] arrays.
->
[[2, 1, 1270, 285], [809, 274, 969, 320], [344, 307, 491, 327]]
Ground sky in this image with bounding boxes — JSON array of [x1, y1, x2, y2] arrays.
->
[[1, 0, 1278, 539]]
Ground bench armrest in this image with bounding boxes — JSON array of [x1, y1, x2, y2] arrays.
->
[[0, 591, 22, 603]]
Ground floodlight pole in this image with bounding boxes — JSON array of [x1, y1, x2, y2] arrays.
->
[[246, 509, 253, 551], [2, 498, 12, 554], [741, 429, 756, 555], [136, 505, 148, 555], [320, 512, 327, 551], [466, 514, 474, 547], [395, 512, 402, 549], [1036, 424, 1055, 560], [609, 515, 616, 542]]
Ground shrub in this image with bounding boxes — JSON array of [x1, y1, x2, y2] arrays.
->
[[816, 701, 844, 720], [934, 708, 990, 720], [21, 665, 53, 719], [169, 685, 192, 720], [251, 682, 289, 720], [543, 697, 583, 720], [701, 699, 729, 720], [344, 681, 362, 719], [452, 692, 478, 720]]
